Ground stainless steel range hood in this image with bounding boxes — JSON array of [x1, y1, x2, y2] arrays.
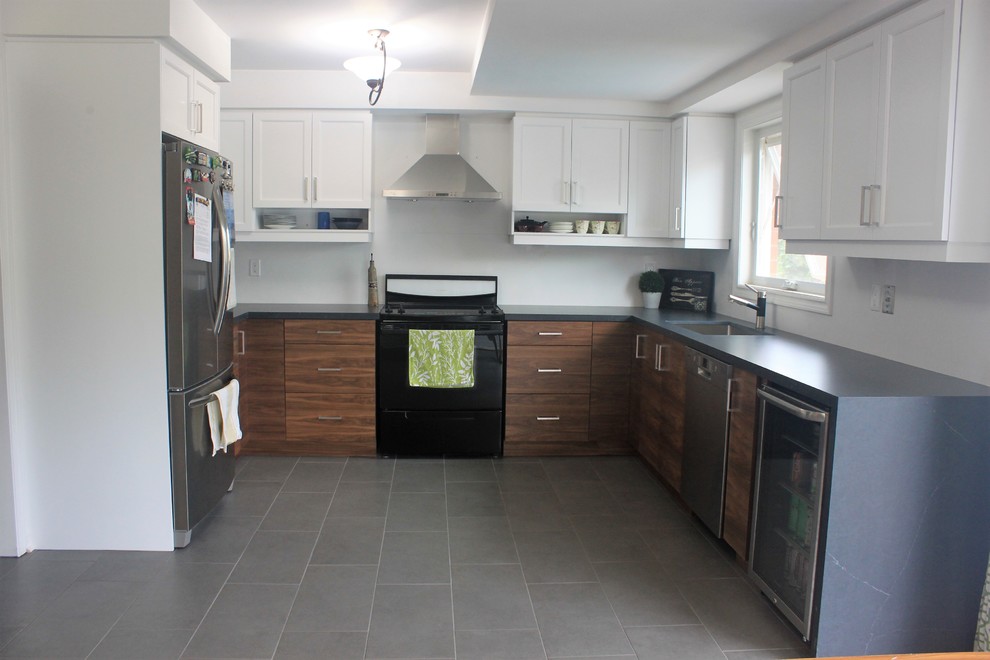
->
[[383, 115, 502, 202]]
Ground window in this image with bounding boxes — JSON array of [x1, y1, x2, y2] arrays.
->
[[741, 123, 830, 310]]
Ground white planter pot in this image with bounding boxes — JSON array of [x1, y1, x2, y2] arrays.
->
[[642, 292, 662, 309]]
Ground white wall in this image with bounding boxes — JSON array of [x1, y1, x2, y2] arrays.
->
[[0, 7, 21, 557], [234, 114, 704, 306], [4, 40, 174, 550], [707, 100, 990, 388]]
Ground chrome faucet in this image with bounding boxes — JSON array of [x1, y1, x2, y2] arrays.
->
[[728, 284, 767, 330]]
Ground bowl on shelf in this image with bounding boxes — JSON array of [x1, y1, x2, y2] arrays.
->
[[332, 218, 362, 230], [261, 213, 296, 230]]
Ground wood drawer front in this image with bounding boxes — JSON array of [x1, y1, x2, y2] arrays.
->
[[284, 319, 375, 345], [506, 345, 591, 394], [285, 393, 375, 456], [505, 394, 588, 445], [508, 321, 593, 346], [285, 344, 375, 392]]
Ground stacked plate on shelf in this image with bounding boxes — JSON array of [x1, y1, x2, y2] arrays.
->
[[548, 221, 574, 234], [262, 214, 296, 230]]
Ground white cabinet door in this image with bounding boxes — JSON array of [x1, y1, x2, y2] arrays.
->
[[192, 75, 219, 151], [161, 50, 194, 141], [668, 118, 687, 237], [780, 53, 826, 240], [161, 49, 219, 151], [669, 116, 733, 242], [821, 27, 882, 239], [627, 121, 672, 238], [219, 111, 253, 233], [571, 119, 628, 213], [875, 0, 954, 241], [253, 112, 312, 208], [312, 112, 373, 208], [512, 116, 572, 212]]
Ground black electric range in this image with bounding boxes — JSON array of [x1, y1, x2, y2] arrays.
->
[[376, 275, 505, 457]]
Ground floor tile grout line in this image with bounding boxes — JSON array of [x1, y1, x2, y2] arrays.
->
[[443, 457, 457, 659], [362, 457, 395, 660], [180, 455, 300, 660], [267, 455, 346, 659], [508, 458, 551, 660]]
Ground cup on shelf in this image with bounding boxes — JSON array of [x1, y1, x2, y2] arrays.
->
[[590, 220, 605, 234], [317, 211, 331, 229], [605, 220, 621, 234], [574, 220, 590, 234]]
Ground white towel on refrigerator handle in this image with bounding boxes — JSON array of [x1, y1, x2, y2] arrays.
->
[[206, 378, 242, 456]]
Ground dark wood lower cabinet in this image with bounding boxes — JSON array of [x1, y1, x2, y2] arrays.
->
[[234, 319, 286, 455], [722, 367, 759, 559], [631, 329, 685, 492], [590, 322, 634, 454], [504, 393, 592, 456]]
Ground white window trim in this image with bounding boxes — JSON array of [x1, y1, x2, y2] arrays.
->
[[734, 102, 833, 316]]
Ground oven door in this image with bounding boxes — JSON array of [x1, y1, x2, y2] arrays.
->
[[377, 320, 505, 411]]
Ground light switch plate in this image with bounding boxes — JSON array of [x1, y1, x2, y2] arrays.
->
[[248, 259, 261, 277], [870, 284, 881, 311]]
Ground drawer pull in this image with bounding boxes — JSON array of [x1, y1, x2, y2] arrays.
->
[[536, 416, 560, 422], [318, 416, 343, 421], [317, 367, 343, 372], [316, 330, 342, 335], [537, 332, 563, 336], [537, 368, 562, 373]]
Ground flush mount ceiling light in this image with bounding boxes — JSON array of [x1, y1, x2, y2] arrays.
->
[[343, 29, 401, 106]]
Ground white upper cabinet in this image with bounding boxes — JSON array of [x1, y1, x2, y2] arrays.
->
[[785, 0, 990, 261], [626, 120, 672, 238], [512, 115, 628, 214], [160, 48, 219, 151], [312, 113, 374, 208], [821, 27, 882, 239], [668, 116, 734, 244], [218, 111, 253, 234], [253, 111, 372, 209], [779, 52, 826, 240]]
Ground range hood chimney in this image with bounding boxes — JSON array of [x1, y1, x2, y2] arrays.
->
[[383, 114, 502, 202]]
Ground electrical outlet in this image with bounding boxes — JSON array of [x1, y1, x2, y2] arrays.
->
[[882, 284, 895, 314], [645, 262, 658, 272], [870, 284, 881, 312], [248, 259, 261, 277]]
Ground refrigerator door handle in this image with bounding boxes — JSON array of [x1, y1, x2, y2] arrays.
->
[[212, 185, 232, 336]]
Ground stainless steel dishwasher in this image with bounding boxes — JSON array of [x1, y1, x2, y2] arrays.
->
[[680, 347, 733, 536]]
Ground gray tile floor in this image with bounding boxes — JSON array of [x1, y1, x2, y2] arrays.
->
[[0, 456, 810, 659]]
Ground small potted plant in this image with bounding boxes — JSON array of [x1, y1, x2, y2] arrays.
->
[[638, 270, 665, 309]]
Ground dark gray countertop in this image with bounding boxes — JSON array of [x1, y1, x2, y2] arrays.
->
[[233, 303, 990, 402]]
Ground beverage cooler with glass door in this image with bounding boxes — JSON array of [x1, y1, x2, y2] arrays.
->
[[748, 385, 830, 642]]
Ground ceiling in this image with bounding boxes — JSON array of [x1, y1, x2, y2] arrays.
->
[[196, 0, 863, 106]]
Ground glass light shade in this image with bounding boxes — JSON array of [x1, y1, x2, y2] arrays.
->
[[343, 55, 401, 83]]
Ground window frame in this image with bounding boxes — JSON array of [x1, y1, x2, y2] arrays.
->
[[735, 111, 833, 316]]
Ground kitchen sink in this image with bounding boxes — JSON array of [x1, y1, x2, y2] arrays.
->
[[673, 322, 765, 336]]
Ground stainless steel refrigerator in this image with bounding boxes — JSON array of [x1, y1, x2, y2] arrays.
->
[[163, 136, 235, 548]]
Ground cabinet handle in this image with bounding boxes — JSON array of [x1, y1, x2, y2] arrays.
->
[[727, 378, 740, 413], [572, 181, 580, 205], [870, 184, 881, 226], [317, 367, 343, 372], [196, 102, 204, 133], [236, 330, 246, 356], [674, 207, 682, 232], [772, 195, 783, 229], [561, 181, 570, 205], [536, 416, 560, 422], [304, 177, 309, 201], [318, 416, 343, 421], [537, 368, 562, 373], [859, 186, 871, 226], [634, 334, 646, 359], [655, 344, 670, 372], [316, 330, 342, 335], [538, 332, 563, 336], [313, 177, 318, 200]]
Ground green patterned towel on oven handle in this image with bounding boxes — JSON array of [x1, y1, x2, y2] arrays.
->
[[408, 328, 476, 388]]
